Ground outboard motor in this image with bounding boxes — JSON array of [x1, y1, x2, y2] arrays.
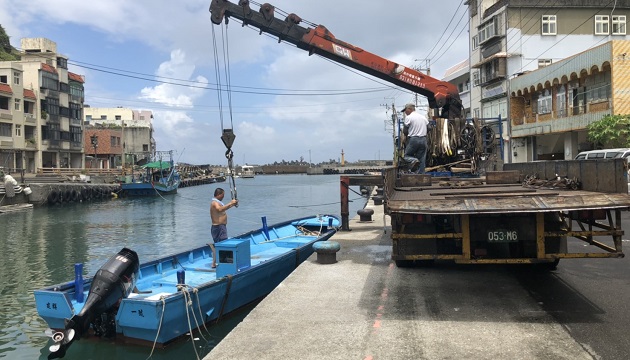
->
[[47, 248, 140, 359]]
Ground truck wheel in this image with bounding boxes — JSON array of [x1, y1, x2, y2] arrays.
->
[[539, 259, 560, 271]]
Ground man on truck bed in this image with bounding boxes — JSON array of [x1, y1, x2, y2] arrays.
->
[[402, 103, 429, 173]]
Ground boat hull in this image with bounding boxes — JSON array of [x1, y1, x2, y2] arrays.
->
[[121, 182, 179, 196], [35, 215, 340, 347]]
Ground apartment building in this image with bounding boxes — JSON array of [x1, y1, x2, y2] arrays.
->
[[510, 40, 629, 162], [0, 37, 85, 173], [83, 107, 155, 169], [466, 0, 630, 162], [443, 59, 472, 120]]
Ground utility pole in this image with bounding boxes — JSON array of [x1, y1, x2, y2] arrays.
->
[[413, 59, 431, 107], [121, 120, 125, 170]]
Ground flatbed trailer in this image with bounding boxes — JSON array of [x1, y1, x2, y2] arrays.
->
[[383, 159, 630, 268]]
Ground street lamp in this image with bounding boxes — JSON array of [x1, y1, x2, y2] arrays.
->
[[121, 119, 126, 169], [90, 135, 98, 168]]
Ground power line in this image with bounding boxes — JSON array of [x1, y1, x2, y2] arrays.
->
[[423, 0, 467, 59]]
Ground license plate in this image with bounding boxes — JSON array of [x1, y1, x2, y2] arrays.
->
[[487, 229, 518, 242]]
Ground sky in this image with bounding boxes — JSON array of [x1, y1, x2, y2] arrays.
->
[[1, 0, 470, 166]]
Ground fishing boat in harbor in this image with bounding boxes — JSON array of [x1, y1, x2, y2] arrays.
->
[[34, 214, 340, 359], [121, 150, 180, 196]]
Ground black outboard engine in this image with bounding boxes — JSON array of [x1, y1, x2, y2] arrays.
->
[[47, 248, 140, 359]]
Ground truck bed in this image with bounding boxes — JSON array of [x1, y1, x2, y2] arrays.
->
[[385, 159, 630, 215], [387, 183, 630, 214]]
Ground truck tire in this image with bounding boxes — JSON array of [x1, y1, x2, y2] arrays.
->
[[395, 260, 415, 268], [394, 259, 435, 268], [538, 259, 560, 271]]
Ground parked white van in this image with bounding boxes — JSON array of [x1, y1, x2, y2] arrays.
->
[[574, 148, 630, 160]]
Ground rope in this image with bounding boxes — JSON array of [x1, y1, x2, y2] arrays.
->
[[287, 196, 364, 209], [217, 275, 233, 322], [183, 286, 208, 343], [145, 297, 167, 360], [193, 287, 212, 336], [212, 20, 238, 205], [179, 285, 201, 360]]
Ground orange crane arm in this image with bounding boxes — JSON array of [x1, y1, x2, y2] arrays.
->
[[210, 0, 463, 119]]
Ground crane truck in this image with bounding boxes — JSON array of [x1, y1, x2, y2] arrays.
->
[[209, 0, 630, 268]]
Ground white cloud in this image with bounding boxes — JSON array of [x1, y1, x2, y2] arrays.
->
[[139, 49, 208, 108]]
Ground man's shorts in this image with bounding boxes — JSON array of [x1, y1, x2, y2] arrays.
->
[[209, 224, 228, 244]]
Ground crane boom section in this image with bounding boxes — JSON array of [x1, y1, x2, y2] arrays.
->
[[210, 0, 462, 119]]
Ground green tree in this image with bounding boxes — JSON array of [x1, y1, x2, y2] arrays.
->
[[586, 114, 630, 148], [0, 24, 19, 61]]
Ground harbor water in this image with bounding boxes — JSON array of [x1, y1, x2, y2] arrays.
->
[[0, 174, 368, 360]]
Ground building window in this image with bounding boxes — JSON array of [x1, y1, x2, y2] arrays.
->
[[473, 108, 480, 118], [556, 85, 566, 117], [472, 71, 480, 86], [56, 57, 68, 69], [538, 59, 552, 68], [537, 89, 552, 114], [0, 75, 6, 84], [478, 17, 498, 45], [143, 144, 149, 152], [111, 136, 117, 146], [0, 96, 8, 110], [14, 98, 20, 111], [542, 15, 557, 35], [613, 15, 627, 35], [69, 103, 82, 120], [115, 115, 122, 120], [472, 35, 479, 50], [13, 72, 20, 85], [41, 72, 59, 90], [595, 15, 610, 35], [86, 115, 92, 122], [15, 124, 21, 137], [45, 98, 60, 116], [70, 126, 82, 142], [101, 115, 107, 120], [0, 123, 11, 137]]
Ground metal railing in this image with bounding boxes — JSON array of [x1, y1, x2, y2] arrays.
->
[[37, 167, 123, 176]]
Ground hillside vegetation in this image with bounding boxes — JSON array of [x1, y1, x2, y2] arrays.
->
[[0, 25, 20, 61]]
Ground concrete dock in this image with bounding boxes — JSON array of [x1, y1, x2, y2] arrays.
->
[[206, 195, 595, 360]]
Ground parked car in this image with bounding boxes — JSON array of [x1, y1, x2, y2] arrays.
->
[[574, 148, 630, 160]]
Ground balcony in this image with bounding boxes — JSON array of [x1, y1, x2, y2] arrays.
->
[[0, 140, 14, 148], [40, 88, 60, 99], [0, 111, 12, 120], [47, 114, 60, 123], [25, 113, 37, 123], [70, 94, 84, 103]]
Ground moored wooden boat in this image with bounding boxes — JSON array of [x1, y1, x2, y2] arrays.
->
[[35, 214, 340, 358]]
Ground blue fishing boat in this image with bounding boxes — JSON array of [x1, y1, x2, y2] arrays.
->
[[34, 214, 340, 359], [121, 150, 180, 196]]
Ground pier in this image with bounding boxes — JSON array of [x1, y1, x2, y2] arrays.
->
[[205, 189, 599, 360]]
